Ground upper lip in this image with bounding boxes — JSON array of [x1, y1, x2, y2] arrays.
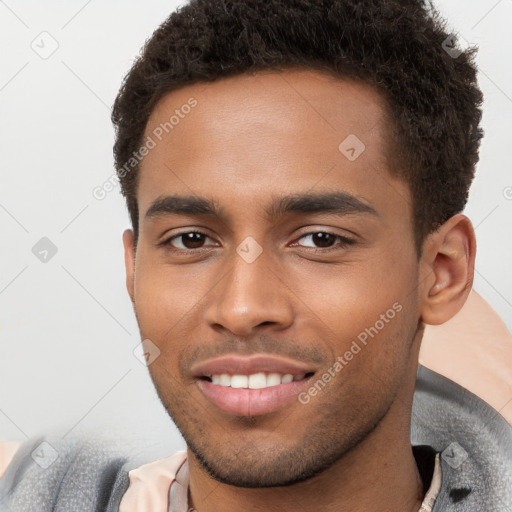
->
[[191, 354, 318, 378]]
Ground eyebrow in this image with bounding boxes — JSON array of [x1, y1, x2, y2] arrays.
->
[[144, 191, 379, 221]]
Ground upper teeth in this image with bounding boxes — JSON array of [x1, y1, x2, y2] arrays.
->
[[209, 372, 305, 389]]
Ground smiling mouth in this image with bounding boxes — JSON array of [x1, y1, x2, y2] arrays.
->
[[199, 371, 315, 389]]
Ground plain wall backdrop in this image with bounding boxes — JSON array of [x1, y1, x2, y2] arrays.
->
[[1, 0, 511, 454]]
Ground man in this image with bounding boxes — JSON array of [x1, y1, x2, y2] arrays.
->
[[1, 1, 511, 511]]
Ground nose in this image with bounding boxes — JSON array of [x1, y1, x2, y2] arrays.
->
[[204, 246, 294, 337]]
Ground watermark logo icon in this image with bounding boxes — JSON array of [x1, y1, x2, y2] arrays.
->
[[133, 339, 161, 366], [31, 31, 59, 60], [31, 441, 58, 469], [236, 236, 263, 263], [32, 237, 58, 263], [442, 441, 468, 469], [338, 134, 366, 161], [442, 33, 469, 59]]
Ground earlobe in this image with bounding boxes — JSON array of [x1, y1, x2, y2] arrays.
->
[[420, 214, 476, 325], [122, 229, 136, 305]]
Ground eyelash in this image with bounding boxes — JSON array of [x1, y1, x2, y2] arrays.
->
[[159, 229, 356, 254]]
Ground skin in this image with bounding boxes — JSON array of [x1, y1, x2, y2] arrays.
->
[[122, 68, 476, 512]]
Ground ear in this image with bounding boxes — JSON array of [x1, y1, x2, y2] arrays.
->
[[419, 214, 476, 325], [122, 229, 136, 305]]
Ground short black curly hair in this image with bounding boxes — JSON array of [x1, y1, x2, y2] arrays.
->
[[112, 0, 483, 254]]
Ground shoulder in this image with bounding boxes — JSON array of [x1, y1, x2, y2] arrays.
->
[[421, 289, 512, 424], [119, 451, 187, 512], [413, 365, 512, 511], [0, 434, 133, 512], [0, 441, 21, 479]]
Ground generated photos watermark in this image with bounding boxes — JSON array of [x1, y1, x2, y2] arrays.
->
[[298, 301, 403, 404], [93, 97, 198, 200]]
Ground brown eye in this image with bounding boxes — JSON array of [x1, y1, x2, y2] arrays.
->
[[296, 231, 354, 249], [166, 231, 212, 250], [301, 232, 337, 248]]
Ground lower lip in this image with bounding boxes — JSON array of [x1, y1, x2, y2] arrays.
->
[[196, 376, 314, 416]]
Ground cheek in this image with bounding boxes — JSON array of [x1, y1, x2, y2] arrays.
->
[[335, 257, 419, 383], [309, 299, 418, 426], [290, 252, 416, 334], [133, 257, 208, 336], [298, 254, 419, 376]]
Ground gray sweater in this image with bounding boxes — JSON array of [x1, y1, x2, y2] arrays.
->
[[1, 365, 511, 511]]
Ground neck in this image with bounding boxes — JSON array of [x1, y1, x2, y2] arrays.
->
[[187, 335, 425, 512]]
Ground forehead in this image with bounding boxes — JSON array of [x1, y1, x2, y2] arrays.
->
[[137, 68, 410, 227]]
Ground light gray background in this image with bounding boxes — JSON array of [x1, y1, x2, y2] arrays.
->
[[1, 0, 511, 453]]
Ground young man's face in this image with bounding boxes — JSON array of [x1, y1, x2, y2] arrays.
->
[[124, 68, 424, 486]]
